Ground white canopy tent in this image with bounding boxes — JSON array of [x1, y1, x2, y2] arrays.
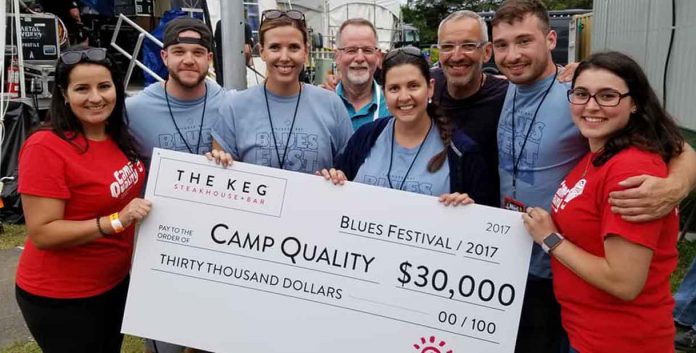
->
[[206, 0, 403, 86], [278, 0, 402, 50], [211, 1, 402, 49]]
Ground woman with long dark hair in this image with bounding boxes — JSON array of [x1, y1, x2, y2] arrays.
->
[[523, 51, 684, 353], [15, 46, 152, 353], [320, 46, 497, 206]]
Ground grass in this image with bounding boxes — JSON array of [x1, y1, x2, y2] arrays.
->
[[0, 225, 145, 353], [673, 239, 696, 291], [0, 341, 38, 353], [0, 224, 29, 250], [0, 336, 143, 353]]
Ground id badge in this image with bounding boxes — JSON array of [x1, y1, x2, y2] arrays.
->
[[503, 196, 526, 212]]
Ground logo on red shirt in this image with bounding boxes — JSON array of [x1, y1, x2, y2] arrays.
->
[[551, 178, 586, 212], [110, 161, 143, 198]]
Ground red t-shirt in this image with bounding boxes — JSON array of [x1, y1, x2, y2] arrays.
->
[[550, 147, 677, 353], [17, 131, 145, 298]]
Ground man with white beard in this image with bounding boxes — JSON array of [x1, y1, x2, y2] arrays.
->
[[329, 18, 390, 130]]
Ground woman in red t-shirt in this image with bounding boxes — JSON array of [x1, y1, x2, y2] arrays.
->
[[15, 46, 152, 353], [522, 51, 685, 353]]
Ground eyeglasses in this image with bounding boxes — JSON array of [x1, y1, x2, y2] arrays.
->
[[438, 41, 485, 54], [60, 48, 107, 65], [337, 46, 379, 56], [567, 88, 631, 107], [383, 46, 423, 65], [261, 10, 306, 26]]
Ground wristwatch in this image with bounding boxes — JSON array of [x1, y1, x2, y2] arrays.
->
[[541, 232, 564, 254]]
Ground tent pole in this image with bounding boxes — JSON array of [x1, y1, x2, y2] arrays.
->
[[220, 0, 247, 89]]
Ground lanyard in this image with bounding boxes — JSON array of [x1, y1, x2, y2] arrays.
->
[[511, 67, 557, 197], [387, 120, 433, 191], [164, 80, 207, 154], [264, 81, 302, 170]]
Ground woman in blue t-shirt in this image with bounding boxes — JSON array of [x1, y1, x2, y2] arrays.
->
[[319, 46, 497, 206], [211, 9, 353, 174]]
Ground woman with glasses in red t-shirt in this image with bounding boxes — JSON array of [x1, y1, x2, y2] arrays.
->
[[523, 51, 684, 353]]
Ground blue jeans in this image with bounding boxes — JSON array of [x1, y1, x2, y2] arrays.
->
[[675, 258, 696, 330]]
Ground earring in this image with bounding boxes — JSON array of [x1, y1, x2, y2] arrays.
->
[[428, 97, 432, 104]]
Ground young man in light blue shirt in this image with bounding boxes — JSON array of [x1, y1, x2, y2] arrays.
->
[[493, 2, 696, 353], [126, 17, 222, 353]]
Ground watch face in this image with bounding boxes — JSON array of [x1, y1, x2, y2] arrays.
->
[[544, 233, 563, 250]]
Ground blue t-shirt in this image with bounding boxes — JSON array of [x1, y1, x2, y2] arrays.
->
[[336, 80, 391, 131], [497, 72, 587, 279], [212, 84, 353, 174], [125, 80, 231, 167], [354, 119, 450, 196]]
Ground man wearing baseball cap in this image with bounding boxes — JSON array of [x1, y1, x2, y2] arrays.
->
[[127, 17, 231, 168], [126, 17, 228, 353]]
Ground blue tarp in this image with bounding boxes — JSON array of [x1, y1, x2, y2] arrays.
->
[[81, 0, 115, 16]]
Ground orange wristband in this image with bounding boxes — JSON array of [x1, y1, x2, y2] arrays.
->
[[109, 212, 125, 233]]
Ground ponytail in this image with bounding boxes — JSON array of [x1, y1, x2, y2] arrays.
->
[[426, 102, 453, 173]]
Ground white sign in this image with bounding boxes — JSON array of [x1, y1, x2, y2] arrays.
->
[[123, 148, 533, 353]]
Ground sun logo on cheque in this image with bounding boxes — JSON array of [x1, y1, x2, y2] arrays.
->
[[413, 336, 453, 353]]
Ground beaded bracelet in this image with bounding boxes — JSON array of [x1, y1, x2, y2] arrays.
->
[[96, 217, 108, 236]]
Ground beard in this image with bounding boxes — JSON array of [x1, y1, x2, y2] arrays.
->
[[170, 69, 207, 89], [344, 67, 373, 86], [442, 59, 481, 88]]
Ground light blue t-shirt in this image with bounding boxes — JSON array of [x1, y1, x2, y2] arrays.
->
[[355, 119, 450, 196], [497, 72, 587, 279], [212, 84, 353, 174], [125, 80, 231, 167], [336, 80, 391, 130]]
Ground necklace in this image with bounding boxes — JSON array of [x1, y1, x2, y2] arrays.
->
[[387, 120, 433, 190], [164, 80, 207, 154], [263, 81, 302, 170], [581, 153, 595, 179]]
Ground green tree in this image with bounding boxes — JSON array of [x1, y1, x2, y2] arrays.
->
[[402, 0, 593, 45], [402, 0, 502, 44], [543, 0, 593, 10]]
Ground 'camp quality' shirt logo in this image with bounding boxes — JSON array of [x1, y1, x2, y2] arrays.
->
[[551, 178, 586, 212], [110, 161, 143, 198]]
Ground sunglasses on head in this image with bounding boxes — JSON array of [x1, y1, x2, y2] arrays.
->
[[60, 48, 107, 65], [261, 10, 306, 25], [383, 46, 423, 65]]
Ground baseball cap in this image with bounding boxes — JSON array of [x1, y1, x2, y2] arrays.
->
[[163, 17, 213, 51]]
